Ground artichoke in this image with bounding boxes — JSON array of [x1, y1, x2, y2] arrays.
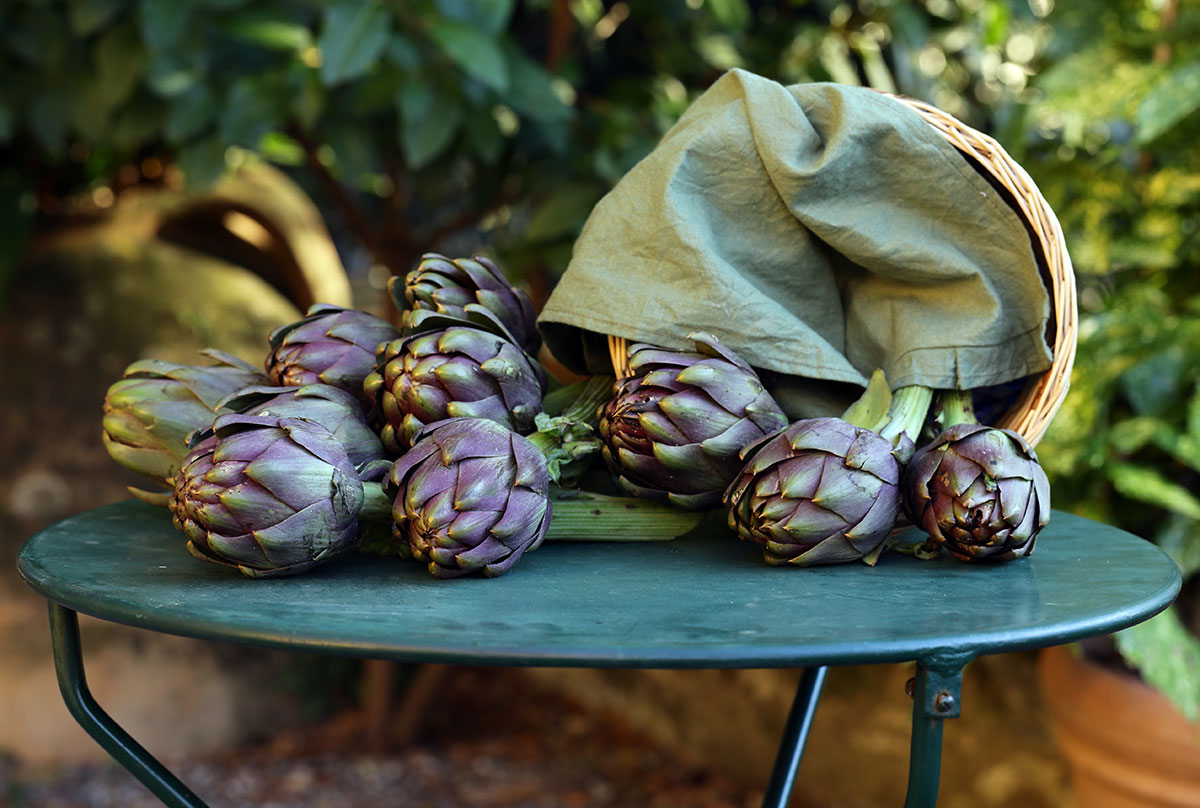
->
[[903, 422, 1050, 561], [724, 417, 902, 565], [170, 413, 388, 577], [597, 333, 789, 509], [216, 383, 385, 467], [394, 253, 539, 354], [266, 304, 400, 402], [102, 350, 267, 502], [386, 417, 551, 578], [364, 320, 546, 453]]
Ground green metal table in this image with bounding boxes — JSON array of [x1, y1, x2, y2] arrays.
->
[[17, 501, 1180, 808]]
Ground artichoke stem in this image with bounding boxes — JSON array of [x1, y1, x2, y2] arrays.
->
[[543, 375, 615, 424], [545, 490, 706, 541], [360, 481, 394, 528], [878, 385, 934, 447], [934, 388, 979, 431]]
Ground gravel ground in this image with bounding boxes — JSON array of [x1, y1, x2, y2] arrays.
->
[[2, 667, 772, 808]]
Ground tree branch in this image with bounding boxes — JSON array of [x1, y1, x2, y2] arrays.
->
[[546, 0, 572, 70], [419, 187, 519, 253], [289, 126, 396, 274], [1154, 0, 1180, 64]]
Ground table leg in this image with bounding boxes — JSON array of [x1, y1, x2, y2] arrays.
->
[[902, 656, 968, 808], [760, 665, 828, 808], [48, 601, 209, 808]]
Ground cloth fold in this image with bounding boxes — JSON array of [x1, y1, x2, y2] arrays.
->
[[539, 69, 1051, 404]]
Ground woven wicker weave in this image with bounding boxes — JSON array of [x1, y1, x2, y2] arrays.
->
[[606, 93, 1076, 448]]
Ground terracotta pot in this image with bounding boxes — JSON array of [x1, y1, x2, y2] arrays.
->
[[1038, 644, 1200, 807]]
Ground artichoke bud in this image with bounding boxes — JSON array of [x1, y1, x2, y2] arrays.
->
[[598, 332, 789, 509], [902, 421, 1050, 561], [169, 414, 377, 578], [723, 417, 901, 566], [385, 418, 552, 578], [394, 253, 539, 355], [215, 383, 385, 467], [101, 349, 268, 499], [266, 304, 400, 404], [363, 323, 546, 455]]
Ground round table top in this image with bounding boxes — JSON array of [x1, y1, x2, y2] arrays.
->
[[18, 500, 1181, 669]]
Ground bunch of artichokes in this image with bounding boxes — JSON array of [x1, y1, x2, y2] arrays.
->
[[101, 244, 1055, 582]]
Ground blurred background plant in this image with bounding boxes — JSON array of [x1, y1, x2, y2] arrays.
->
[[2, 0, 1199, 789]]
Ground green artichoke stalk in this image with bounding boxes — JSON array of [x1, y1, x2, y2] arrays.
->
[[724, 373, 931, 566], [215, 383, 385, 467], [902, 389, 1050, 561], [266, 304, 400, 403], [385, 417, 551, 578], [170, 414, 391, 578], [102, 349, 267, 506], [597, 333, 790, 509], [363, 310, 546, 454], [393, 253, 539, 355]]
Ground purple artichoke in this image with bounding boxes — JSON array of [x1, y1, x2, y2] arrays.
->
[[364, 324, 546, 454], [393, 253, 539, 354], [216, 384, 384, 467], [102, 350, 267, 500], [598, 333, 789, 509], [385, 418, 551, 578], [266, 304, 400, 402], [903, 422, 1050, 561], [723, 417, 901, 565], [170, 414, 383, 577]]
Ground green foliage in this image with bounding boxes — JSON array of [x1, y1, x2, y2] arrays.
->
[[1116, 610, 1200, 722], [1029, 0, 1200, 719], [0, 0, 1063, 290]]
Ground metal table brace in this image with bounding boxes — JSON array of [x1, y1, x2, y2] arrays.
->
[[50, 601, 966, 808]]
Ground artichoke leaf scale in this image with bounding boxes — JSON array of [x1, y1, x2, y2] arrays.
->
[[445, 396, 515, 426], [675, 361, 761, 415], [787, 419, 857, 457], [812, 460, 877, 521], [215, 481, 294, 527], [844, 490, 900, 545], [421, 487, 459, 528], [788, 535, 865, 566], [636, 409, 690, 445], [845, 433, 901, 485], [657, 388, 740, 435], [439, 328, 506, 365], [453, 455, 514, 511], [776, 456, 823, 501], [446, 508, 501, 542], [243, 448, 340, 511], [510, 435, 549, 490], [433, 356, 496, 399], [489, 488, 550, 540], [103, 439, 177, 482], [779, 499, 848, 542], [699, 417, 771, 460], [651, 440, 713, 474]]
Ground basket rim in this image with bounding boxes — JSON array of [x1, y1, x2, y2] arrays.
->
[[607, 92, 1077, 448]]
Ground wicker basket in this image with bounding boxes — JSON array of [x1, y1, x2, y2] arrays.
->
[[605, 93, 1077, 448]]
